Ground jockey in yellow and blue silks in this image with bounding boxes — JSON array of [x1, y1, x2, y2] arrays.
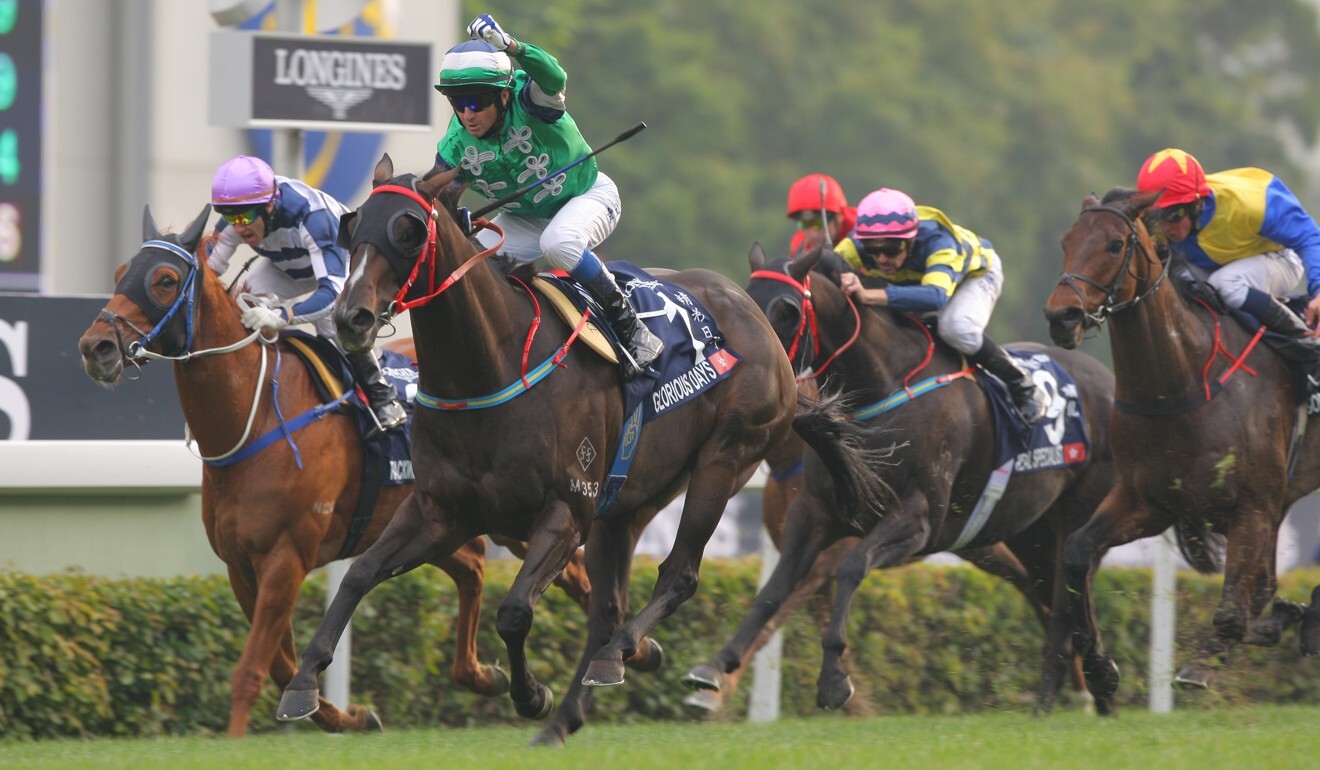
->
[[834, 188, 1048, 427], [432, 13, 662, 380], [1137, 148, 1320, 376]]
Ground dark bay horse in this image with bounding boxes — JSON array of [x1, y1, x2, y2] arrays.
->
[[683, 245, 1118, 715], [76, 205, 594, 737], [273, 156, 891, 746], [1043, 189, 1320, 695]]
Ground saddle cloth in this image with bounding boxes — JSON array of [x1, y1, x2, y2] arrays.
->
[[982, 349, 1091, 475]]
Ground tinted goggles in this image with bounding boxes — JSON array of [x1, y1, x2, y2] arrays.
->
[[218, 205, 265, 227], [860, 239, 907, 258], [791, 211, 835, 231], [448, 92, 499, 114], [1147, 204, 1193, 223]]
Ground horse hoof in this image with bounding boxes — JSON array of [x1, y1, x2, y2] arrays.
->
[[582, 659, 626, 687], [1173, 664, 1213, 690], [816, 676, 855, 711], [682, 688, 724, 713], [1093, 695, 1118, 717], [483, 664, 511, 697], [529, 726, 566, 748], [515, 683, 555, 720], [627, 638, 664, 673], [276, 688, 320, 722], [1085, 657, 1120, 699], [364, 709, 384, 732], [681, 662, 723, 692]]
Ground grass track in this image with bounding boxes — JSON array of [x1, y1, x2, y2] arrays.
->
[[2, 705, 1314, 770]]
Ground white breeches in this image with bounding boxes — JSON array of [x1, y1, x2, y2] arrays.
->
[[474, 172, 622, 272], [1190, 249, 1304, 309], [937, 253, 1004, 355]]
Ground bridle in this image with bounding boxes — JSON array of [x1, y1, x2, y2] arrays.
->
[[749, 267, 860, 382], [1054, 204, 1169, 330]]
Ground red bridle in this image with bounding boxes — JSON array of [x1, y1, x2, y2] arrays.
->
[[749, 268, 860, 381]]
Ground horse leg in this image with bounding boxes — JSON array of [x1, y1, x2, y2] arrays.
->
[[681, 492, 841, 705], [583, 463, 742, 687], [278, 494, 471, 722], [1222, 512, 1304, 648], [1302, 584, 1320, 656], [532, 511, 639, 747], [496, 501, 581, 721], [1061, 484, 1167, 714], [817, 502, 931, 712], [435, 537, 509, 697]]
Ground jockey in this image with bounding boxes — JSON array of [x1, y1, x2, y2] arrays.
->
[[835, 187, 1049, 427], [1137, 148, 1320, 378], [206, 155, 406, 437], [432, 13, 662, 380], [786, 174, 856, 257]]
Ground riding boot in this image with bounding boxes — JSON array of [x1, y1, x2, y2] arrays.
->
[[346, 349, 407, 438], [574, 251, 663, 380], [969, 336, 1049, 427], [1251, 293, 1320, 387]]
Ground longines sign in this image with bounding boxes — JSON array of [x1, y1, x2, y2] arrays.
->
[[209, 31, 433, 131]]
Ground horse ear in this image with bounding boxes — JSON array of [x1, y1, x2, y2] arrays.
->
[[179, 205, 212, 254], [417, 167, 460, 202], [748, 241, 766, 271], [1081, 194, 1100, 210], [142, 205, 161, 241], [337, 210, 358, 249], [373, 154, 394, 187], [1130, 189, 1163, 217], [789, 243, 822, 282]]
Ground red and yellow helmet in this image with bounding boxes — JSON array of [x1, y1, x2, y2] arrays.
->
[[787, 174, 847, 218], [1137, 148, 1210, 208]]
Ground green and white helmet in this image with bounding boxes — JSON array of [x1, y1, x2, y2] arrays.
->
[[435, 39, 515, 94]]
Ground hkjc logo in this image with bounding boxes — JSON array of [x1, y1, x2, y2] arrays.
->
[[272, 46, 407, 119]]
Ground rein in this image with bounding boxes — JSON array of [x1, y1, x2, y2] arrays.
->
[[749, 268, 861, 381], [367, 182, 590, 411]]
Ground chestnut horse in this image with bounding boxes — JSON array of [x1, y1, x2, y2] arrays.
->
[[77, 205, 593, 737], [1043, 188, 1320, 697], [683, 245, 1118, 714], [274, 156, 891, 746]]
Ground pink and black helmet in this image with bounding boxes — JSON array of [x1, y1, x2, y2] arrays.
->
[[211, 156, 278, 208], [853, 188, 918, 240]]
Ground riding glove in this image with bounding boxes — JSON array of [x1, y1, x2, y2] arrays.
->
[[467, 14, 513, 50], [240, 305, 288, 332]]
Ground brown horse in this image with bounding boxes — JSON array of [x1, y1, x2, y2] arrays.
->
[[273, 156, 891, 746], [76, 205, 594, 737], [1043, 188, 1320, 696], [682, 245, 1118, 715]]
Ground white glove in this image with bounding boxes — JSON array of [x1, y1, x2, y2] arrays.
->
[[240, 304, 288, 332], [467, 14, 513, 50]]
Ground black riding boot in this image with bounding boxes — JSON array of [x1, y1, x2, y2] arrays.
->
[[346, 349, 406, 438], [969, 337, 1049, 427], [584, 269, 664, 380], [1255, 297, 1320, 387]]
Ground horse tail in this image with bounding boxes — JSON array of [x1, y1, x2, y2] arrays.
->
[[1173, 518, 1225, 575], [791, 390, 894, 530]]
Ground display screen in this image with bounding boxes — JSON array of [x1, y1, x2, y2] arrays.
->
[[0, 0, 41, 291]]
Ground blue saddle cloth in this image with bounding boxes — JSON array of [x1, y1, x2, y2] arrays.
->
[[537, 261, 741, 515], [981, 349, 1091, 475], [281, 330, 418, 486]]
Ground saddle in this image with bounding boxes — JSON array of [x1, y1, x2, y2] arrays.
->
[[532, 277, 619, 364]]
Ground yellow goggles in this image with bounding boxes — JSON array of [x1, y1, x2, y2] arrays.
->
[[219, 205, 265, 227]]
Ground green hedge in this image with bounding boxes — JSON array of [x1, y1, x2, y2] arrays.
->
[[1, 560, 1317, 738]]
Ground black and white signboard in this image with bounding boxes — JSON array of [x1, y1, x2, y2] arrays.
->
[[209, 31, 433, 132]]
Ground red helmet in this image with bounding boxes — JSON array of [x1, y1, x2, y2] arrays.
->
[[787, 174, 847, 218], [1137, 148, 1210, 208]]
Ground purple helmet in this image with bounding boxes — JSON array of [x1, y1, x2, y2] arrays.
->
[[211, 156, 277, 208]]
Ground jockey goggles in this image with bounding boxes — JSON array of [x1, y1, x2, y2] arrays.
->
[[791, 210, 835, 231], [217, 204, 266, 227], [1146, 203, 1194, 224], [860, 238, 907, 258], [448, 92, 499, 114]]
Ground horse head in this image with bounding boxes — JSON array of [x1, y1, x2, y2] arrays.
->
[[334, 153, 465, 352], [1043, 188, 1163, 348], [747, 241, 850, 376], [78, 203, 212, 384]]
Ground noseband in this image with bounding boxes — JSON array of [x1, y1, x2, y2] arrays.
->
[[750, 268, 859, 381], [1055, 204, 1168, 329]]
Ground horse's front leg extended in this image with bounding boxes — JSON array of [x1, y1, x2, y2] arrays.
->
[[277, 493, 469, 722], [498, 500, 581, 721], [816, 495, 930, 712], [682, 490, 841, 698], [436, 537, 510, 697]]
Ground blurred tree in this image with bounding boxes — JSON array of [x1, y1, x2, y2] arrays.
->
[[456, 0, 1320, 343]]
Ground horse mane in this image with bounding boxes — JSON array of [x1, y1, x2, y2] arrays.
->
[[1099, 186, 1137, 204]]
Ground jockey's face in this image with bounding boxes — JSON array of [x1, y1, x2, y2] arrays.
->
[[451, 90, 509, 138], [1147, 202, 1195, 242], [229, 203, 272, 246]]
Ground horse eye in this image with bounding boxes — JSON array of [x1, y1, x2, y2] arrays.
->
[[392, 220, 424, 250], [1107, 239, 1124, 254]]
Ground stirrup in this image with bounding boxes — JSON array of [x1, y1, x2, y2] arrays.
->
[[364, 401, 405, 439]]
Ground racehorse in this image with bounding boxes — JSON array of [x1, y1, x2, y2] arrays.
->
[[1042, 188, 1320, 696], [76, 205, 595, 737], [272, 155, 891, 746], [683, 244, 1118, 715]]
